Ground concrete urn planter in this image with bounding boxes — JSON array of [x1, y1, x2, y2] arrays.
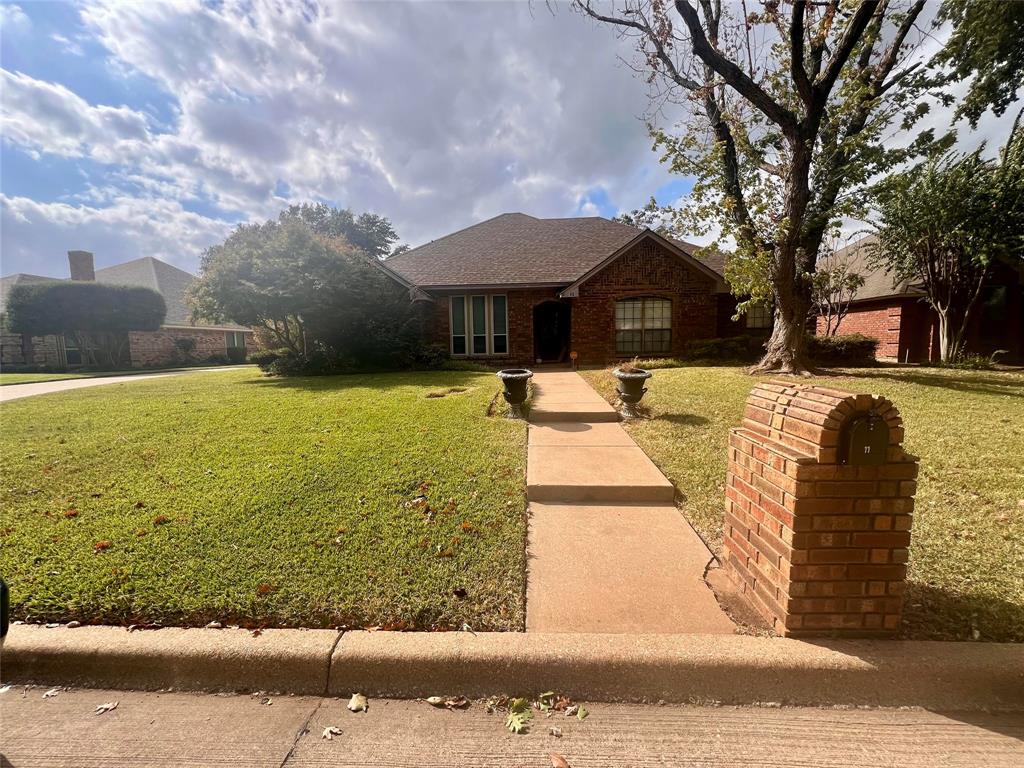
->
[[496, 368, 533, 419], [612, 367, 652, 418]]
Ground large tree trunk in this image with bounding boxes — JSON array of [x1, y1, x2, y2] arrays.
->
[[753, 294, 813, 375]]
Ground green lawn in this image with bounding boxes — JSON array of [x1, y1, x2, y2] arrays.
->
[[0, 372, 93, 385], [0, 369, 527, 630], [581, 365, 1024, 642]]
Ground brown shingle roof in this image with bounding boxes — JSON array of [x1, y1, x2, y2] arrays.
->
[[384, 213, 716, 288], [821, 235, 922, 302]]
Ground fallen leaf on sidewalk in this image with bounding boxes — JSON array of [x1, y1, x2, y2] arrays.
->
[[42, 687, 61, 699], [347, 693, 368, 713], [94, 702, 118, 715], [322, 726, 342, 740], [0, 685, 12, 695], [575, 705, 589, 721], [549, 726, 562, 737], [550, 754, 571, 768], [505, 698, 532, 734]]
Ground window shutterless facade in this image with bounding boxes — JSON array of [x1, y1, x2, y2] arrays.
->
[[746, 302, 774, 329], [449, 294, 508, 356], [615, 297, 671, 355], [225, 331, 246, 349]]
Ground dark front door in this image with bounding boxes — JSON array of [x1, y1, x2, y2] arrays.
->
[[533, 301, 571, 363]]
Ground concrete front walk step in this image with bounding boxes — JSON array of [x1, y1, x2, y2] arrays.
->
[[527, 502, 736, 634], [527, 444, 675, 502], [528, 370, 619, 423]]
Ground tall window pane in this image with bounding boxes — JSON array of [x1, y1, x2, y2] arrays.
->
[[615, 297, 672, 355], [471, 295, 487, 355], [451, 296, 466, 355], [491, 295, 508, 355]]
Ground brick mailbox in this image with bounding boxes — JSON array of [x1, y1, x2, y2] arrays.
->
[[724, 381, 919, 637]]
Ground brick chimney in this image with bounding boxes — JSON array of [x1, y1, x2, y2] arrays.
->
[[68, 250, 95, 281]]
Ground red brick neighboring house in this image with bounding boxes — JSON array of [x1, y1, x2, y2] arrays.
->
[[814, 236, 1024, 363], [0, 250, 255, 371], [382, 213, 760, 367]]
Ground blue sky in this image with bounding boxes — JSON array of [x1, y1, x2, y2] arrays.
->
[[1, 0, 691, 277]]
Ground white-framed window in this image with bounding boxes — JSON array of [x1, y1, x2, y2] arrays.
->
[[746, 302, 773, 330], [615, 297, 672, 356], [226, 331, 246, 349], [450, 294, 508, 356]]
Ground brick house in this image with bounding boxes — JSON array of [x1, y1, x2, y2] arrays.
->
[[814, 236, 1024, 363], [0, 250, 255, 371], [381, 213, 763, 367]]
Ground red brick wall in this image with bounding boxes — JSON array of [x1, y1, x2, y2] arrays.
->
[[725, 381, 917, 637], [572, 240, 719, 365], [817, 301, 903, 359], [128, 328, 255, 368]]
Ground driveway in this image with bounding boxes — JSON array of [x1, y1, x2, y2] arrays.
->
[[0, 366, 252, 402]]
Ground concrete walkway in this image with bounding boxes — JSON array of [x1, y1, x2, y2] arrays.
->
[[525, 370, 734, 634], [0, 366, 252, 402], [3, 687, 1021, 767]]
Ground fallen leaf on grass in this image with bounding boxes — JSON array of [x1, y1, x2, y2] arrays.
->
[[94, 702, 118, 715], [152, 515, 170, 526], [63, 509, 78, 519], [43, 687, 61, 699], [256, 583, 277, 596], [93, 540, 112, 552], [322, 726, 342, 740], [550, 755, 571, 768], [347, 693, 368, 713]]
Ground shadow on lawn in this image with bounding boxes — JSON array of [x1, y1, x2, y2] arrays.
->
[[658, 412, 711, 427], [819, 367, 1024, 399], [899, 581, 1024, 644], [241, 370, 490, 393]]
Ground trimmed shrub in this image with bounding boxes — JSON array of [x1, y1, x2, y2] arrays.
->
[[807, 333, 879, 366]]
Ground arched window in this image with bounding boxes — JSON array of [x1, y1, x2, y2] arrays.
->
[[615, 297, 671, 355]]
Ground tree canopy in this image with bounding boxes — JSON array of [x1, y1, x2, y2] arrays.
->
[[932, 0, 1024, 127], [189, 208, 426, 372], [6, 282, 166, 336], [870, 113, 1024, 362], [577, 0, 944, 373], [281, 203, 402, 260], [5, 281, 166, 368]]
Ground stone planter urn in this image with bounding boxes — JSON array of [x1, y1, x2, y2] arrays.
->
[[496, 368, 533, 419], [612, 366, 652, 418]]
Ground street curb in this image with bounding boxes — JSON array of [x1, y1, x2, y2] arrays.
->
[[3, 625, 1022, 710], [1, 625, 339, 695]]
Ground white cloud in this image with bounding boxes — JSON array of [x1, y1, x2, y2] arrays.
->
[[0, 70, 151, 162], [0, 4, 30, 33], [0, 194, 233, 275]]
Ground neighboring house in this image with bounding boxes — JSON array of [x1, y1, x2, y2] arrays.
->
[[381, 213, 766, 366], [0, 250, 255, 371], [814, 236, 1024, 363]]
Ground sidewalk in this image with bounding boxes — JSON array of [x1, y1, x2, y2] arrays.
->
[[524, 370, 734, 634], [3, 686, 1021, 767], [0, 365, 252, 402]]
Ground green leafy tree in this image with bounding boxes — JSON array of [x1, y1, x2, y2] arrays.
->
[[870, 113, 1024, 362], [6, 282, 166, 368], [282, 202, 402, 259], [811, 244, 866, 336], [189, 211, 420, 369], [577, 1, 947, 373], [932, 0, 1024, 127]]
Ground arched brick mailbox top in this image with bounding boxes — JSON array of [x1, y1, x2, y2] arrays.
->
[[742, 380, 908, 466]]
